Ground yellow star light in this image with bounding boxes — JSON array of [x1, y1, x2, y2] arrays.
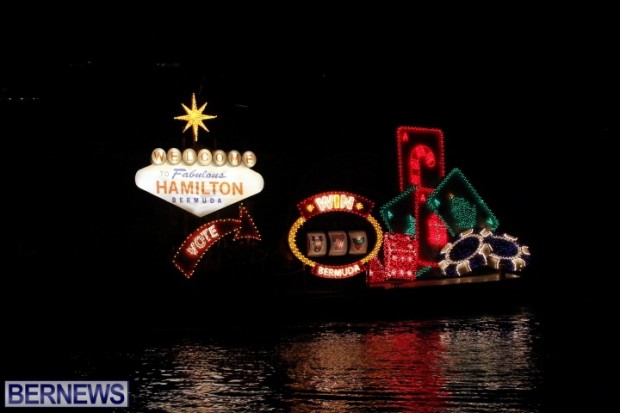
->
[[174, 93, 217, 142]]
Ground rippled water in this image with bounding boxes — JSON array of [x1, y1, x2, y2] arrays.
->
[[8, 299, 617, 412], [4, 306, 568, 412]]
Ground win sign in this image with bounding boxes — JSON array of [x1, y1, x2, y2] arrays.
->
[[5, 381, 128, 408]]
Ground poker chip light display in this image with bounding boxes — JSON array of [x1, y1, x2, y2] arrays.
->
[[438, 228, 492, 277], [484, 232, 531, 272], [438, 228, 531, 277]]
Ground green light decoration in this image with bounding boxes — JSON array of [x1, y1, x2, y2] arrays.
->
[[404, 214, 415, 236], [427, 168, 499, 236], [449, 196, 477, 230], [416, 266, 433, 277], [380, 185, 417, 235]]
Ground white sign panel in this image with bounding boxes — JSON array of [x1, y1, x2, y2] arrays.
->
[[135, 163, 264, 217]]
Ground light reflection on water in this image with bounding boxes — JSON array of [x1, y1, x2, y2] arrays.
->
[[127, 309, 542, 412]]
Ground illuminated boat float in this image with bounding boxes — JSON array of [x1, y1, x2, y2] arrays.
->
[[135, 94, 532, 316]]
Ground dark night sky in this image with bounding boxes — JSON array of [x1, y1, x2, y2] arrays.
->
[[2, 16, 617, 332]]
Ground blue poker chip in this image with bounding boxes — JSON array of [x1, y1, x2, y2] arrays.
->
[[485, 232, 531, 272], [438, 228, 491, 277]]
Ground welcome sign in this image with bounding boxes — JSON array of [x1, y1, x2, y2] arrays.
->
[[135, 147, 264, 217]]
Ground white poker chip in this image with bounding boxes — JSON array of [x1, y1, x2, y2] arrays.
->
[[438, 228, 491, 277], [485, 232, 531, 272]]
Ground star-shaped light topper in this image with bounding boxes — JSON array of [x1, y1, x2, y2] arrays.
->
[[174, 93, 217, 142]]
